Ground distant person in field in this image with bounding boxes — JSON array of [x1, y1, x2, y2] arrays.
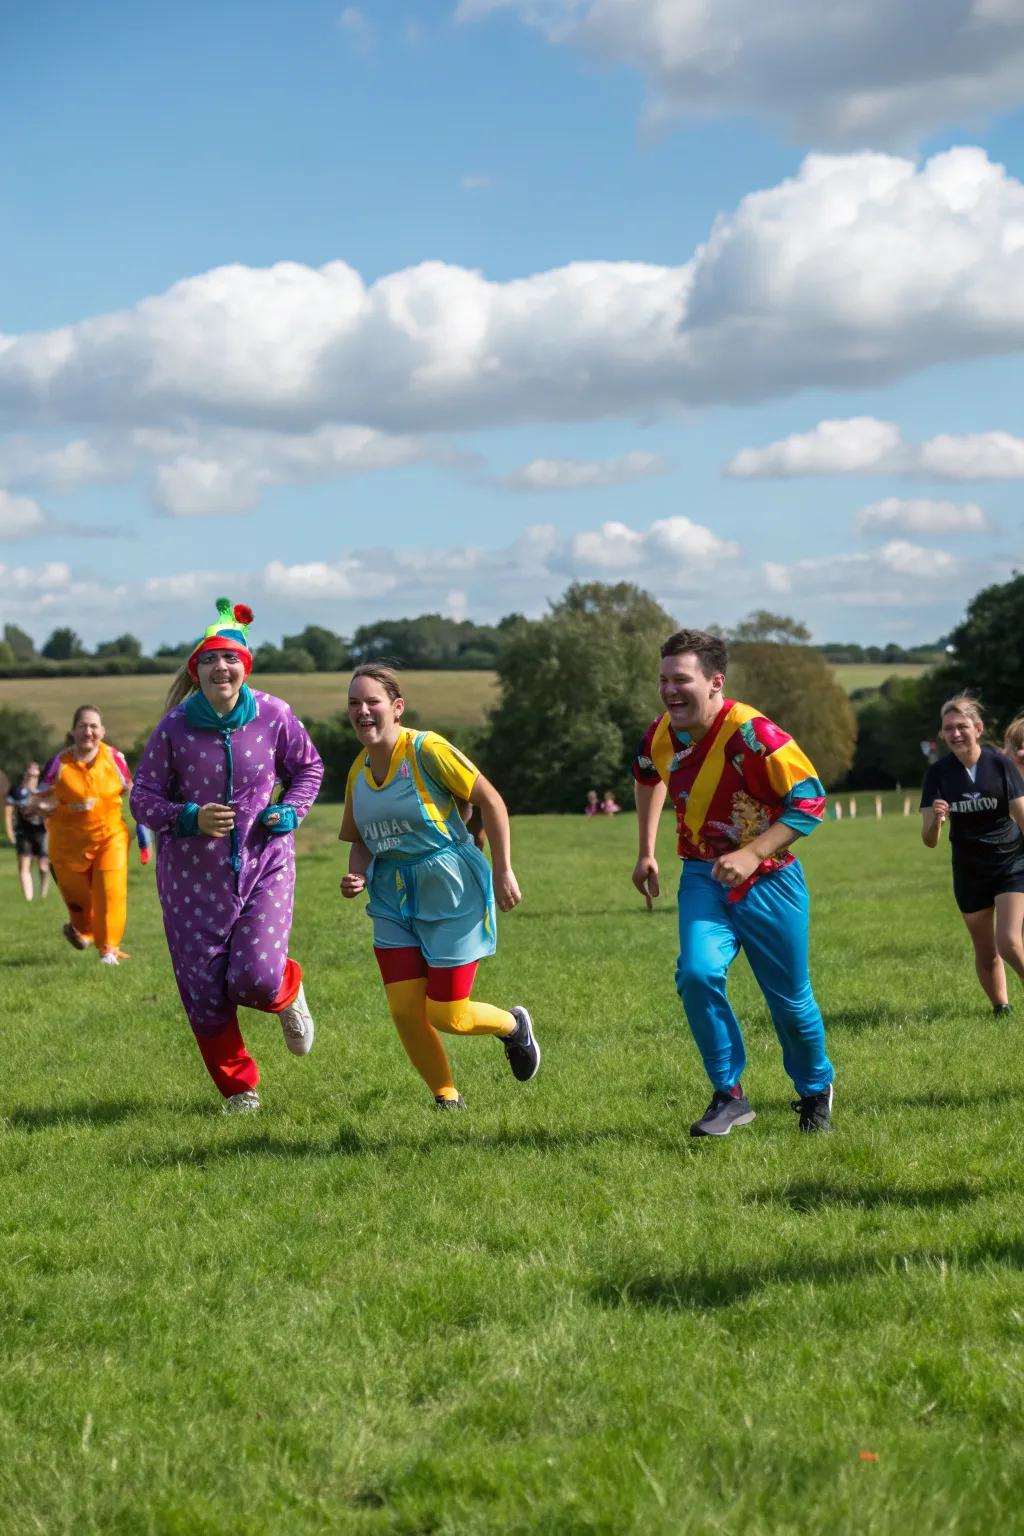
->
[[631, 628, 835, 1137], [5, 761, 51, 901], [600, 790, 621, 816], [130, 599, 324, 1113], [921, 695, 1024, 1015], [33, 707, 132, 964], [584, 789, 600, 816], [339, 664, 539, 1109]]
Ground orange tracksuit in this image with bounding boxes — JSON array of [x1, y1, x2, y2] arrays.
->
[[41, 744, 132, 951]]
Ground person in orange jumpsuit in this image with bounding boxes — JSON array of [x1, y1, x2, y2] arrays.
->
[[35, 704, 133, 965]]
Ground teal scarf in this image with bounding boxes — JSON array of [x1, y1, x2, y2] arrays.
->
[[184, 685, 257, 873]]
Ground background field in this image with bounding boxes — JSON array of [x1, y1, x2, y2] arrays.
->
[[2, 808, 1022, 1533], [0, 671, 501, 747], [0, 663, 926, 747]]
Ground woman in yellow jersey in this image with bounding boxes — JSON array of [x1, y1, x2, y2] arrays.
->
[[339, 665, 540, 1109], [34, 705, 133, 965]]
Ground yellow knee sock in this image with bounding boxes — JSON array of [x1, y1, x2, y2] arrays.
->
[[425, 996, 515, 1038], [384, 979, 459, 1100]]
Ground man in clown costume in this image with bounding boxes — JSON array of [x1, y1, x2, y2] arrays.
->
[[130, 599, 324, 1112], [632, 627, 835, 1137]]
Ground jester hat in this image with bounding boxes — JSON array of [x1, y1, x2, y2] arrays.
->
[[187, 597, 255, 679]]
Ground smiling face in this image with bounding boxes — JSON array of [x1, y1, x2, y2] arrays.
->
[[348, 674, 404, 750], [196, 650, 246, 714], [658, 651, 725, 740], [940, 707, 983, 759], [71, 709, 105, 759]]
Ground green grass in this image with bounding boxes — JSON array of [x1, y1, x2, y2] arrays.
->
[[2, 810, 1022, 1533], [0, 671, 499, 747], [831, 663, 929, 693]]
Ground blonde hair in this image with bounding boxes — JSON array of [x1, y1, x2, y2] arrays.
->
[[165, 663, 199, 712], [1003, 713, 1024, 755], [940, 693, 984, 728], [349, 664, 404, 703]]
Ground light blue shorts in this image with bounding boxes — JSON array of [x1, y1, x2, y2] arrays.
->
[[366, 841, 497, 968]]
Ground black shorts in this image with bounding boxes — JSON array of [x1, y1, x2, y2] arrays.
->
[[14, 825, 47, 859], [953, 856, 1024, 914]]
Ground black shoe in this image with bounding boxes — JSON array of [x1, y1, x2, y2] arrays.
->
[[435, 1094, 466, 1110], [689, 1087, 756, 1137], [503, 1006, 541, 1082], [792, 1083, 833, 1133], [994, 1003, 1012, 1017]]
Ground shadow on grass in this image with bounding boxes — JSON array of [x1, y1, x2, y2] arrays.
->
[[826, 1002, 949, 1030], [0, 955, 42, 968], [867, 1084, 1023, 1111], [118, 1122, 687, 1169], [594, 1237, 1024, 1312], [5, 1098, 148, 1130], [744, 1178, 996, 1213]]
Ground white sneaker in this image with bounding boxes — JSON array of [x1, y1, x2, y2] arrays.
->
[[222, 1088, 261, 1114], [99, 950, 119, 966], [279, 982, 315, 1056]]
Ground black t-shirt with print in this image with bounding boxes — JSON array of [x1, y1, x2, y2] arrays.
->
[[920, 745, 1024, 869]]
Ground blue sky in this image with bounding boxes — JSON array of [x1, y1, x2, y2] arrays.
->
[[2, 0, 1024, 649]]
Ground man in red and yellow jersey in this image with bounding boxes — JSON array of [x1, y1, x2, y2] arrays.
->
[[632, 628, 835, 1137]]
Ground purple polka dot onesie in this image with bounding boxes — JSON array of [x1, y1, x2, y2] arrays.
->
[[130, 691, 323, 1075]]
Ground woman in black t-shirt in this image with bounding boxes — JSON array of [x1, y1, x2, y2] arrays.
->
[[921, 695, 1024, 1015]]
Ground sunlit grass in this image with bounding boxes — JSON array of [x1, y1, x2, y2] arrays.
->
[[1, 808, 1021, 1533]]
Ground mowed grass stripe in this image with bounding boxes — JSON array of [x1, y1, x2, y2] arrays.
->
[[1, 810, 1021, 1534]]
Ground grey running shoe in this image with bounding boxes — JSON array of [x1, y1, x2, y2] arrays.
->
[[222, 1088, 261, 1115], [62, 922, 91, 951], [792, 1082, 833, 1133], [503, 1006, 541, 1082], [690, 1087, 756, 1137], [994, 1002, 1012, 1017], [279, 982, 314, 1056], [435, 1095, 466, 1110]]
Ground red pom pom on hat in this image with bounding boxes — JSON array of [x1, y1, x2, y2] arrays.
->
[[233, 603, 254, 626]]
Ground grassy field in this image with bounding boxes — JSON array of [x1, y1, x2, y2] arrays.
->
[[0, 671, 500, 747], [831, 663, 929, 693], [2, 807, 1022, 1533], [0, 664, 926, 748]]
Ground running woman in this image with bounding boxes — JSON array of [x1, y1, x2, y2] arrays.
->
[[5, 761, 51, 902], [130, 599, 324, 1112], [36, 708, 132, 964], [339, 665, 539, 1109], [921, 694, 1024, 1015], [632, 628, 835, 1136]]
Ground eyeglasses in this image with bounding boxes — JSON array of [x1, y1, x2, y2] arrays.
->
[[197, 652, 244, 667]]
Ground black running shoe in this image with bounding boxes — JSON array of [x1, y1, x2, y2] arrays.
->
[[792, 1082, 833, 1133], [689, 1087, 756, 1137], [503, 1006, 541, 1082], [435, 1095, 466, 1111], [994, 1002, 1012, 1017]]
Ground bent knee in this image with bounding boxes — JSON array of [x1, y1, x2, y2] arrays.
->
[[425, 997, 475, 1035]]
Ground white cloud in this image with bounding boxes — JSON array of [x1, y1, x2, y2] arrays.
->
[[567, 516, 739, 575], [0, 560, 128, 613], [854, 497, 990, 536], [764, 540, 962, 608], [726, 419, 1024, 480], [0, 489, 46, 539], [337, 6, 375, 52], [500, 450, 667, 490], [457, 0, 1024, 148], [3, 149, 1024, 440], [460, 174, 493, 192]]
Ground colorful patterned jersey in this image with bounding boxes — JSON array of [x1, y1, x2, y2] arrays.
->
[[345, 728, 479, 861], [632, 700, 826, 898]]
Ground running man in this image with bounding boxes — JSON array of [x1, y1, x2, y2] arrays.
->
[[632, 628, 835, 1136]]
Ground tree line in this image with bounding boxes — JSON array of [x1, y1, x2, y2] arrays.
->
[[2, 574, 1019, 806], [0, 615, 520, 678]]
